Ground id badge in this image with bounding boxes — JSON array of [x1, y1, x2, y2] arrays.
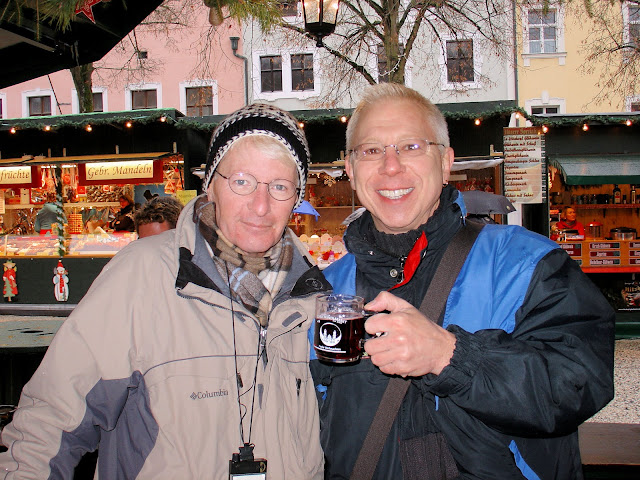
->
[[229, 458, 267, 480]]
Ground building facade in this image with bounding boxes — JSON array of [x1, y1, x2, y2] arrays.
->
[[0, 2, 245, 121]]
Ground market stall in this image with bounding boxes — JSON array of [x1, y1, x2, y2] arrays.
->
[[536, 114, 640, 317], [0, 152, 188, 308]]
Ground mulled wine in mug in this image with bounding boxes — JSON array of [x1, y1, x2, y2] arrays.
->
[[314, 294, 369, 363]]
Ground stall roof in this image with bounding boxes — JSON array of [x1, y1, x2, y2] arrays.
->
[[0, 152, 172, 166], [0, 0, 163, 89], [549, 154, 640, 185]]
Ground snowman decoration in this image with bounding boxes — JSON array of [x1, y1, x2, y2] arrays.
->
[[53, 260, 69, 302]]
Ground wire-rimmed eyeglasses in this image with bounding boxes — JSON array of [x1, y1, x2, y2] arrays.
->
[[215, 171, 299, 201], [348, 138, 445, 162]]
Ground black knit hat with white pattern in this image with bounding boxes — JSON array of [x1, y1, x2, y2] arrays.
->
[[203, 103, 310, 207]]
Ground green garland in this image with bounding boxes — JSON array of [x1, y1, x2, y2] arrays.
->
[[2, 106, 638, 134]]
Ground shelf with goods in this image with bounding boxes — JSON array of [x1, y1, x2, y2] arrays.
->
[[4, 202, 120, 209], [549, 180, 640, 239]]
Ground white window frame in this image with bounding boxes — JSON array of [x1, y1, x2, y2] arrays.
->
[[625, 94, 640, 111], [437, 34, 483, 91], [22, 89, 55, 117], [71, 87, 108, 114], [125, 82, 162, 110], [253, 49, 320, 101], [524, 95, 566, 125], [623, 1, 640, 47], [0, 93, 6, 119], [521, 2, 566, 66], [179, 80, 218, 116]]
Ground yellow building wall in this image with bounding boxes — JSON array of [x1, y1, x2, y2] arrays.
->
[[517, 3, 626, 114]]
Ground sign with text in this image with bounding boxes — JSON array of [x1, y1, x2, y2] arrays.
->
[[78, 160, 163, 185], [559, 243, 582, 257], [0, 166, 39, 188], [503, 127, 544, 203]]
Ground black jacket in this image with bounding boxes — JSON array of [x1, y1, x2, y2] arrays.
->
[[312, 187, 615, 479]]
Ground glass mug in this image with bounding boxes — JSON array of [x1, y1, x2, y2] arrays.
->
[[313, 294, 369, 363]]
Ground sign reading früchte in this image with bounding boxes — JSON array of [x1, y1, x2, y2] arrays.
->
[[0, 166, 32, 184], [503, 127, 544, 204], [85, 161, 154, 181]]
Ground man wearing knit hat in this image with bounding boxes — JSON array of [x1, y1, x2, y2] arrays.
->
[[1, 104, 329, 479]]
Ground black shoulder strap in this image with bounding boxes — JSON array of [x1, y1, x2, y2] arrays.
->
[[349, 221, 484, 480]]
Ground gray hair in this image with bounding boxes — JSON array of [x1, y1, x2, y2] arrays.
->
[[346, 83, 450, 150]]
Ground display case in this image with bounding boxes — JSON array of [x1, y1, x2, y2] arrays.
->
[[0, 233, 136, 257]]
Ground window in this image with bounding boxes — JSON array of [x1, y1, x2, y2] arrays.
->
[[93, 92, 104, 112], [521, 3, 565, 66], [525, 96, 566, 123], [131, 89, 157, 109], [253, 50, 318, 99], [291, 53, 314, 91], [279, 1, 298, 16], [528, 8, 557, 54], [446, 40, 474, 83], [631, 102, 640, 112], [531, 106, 559, 114], [28, 95, 52, 116], [628, 5, 640, 46], [186, 86, 213, 116], [261, 55, 283, 92], [0, 97, 3, 119]]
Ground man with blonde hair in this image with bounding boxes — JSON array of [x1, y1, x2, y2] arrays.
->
[[312, 83, 614, 479]]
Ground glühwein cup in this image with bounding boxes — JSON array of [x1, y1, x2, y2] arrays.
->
[[314, 294, 367, 363]]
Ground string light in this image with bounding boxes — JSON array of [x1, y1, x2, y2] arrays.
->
[[515, 112, 521, 119], [340, 116, 348, 123], [125, 121, 133, 128], [9, 127, 16, 134], [298, 122, 305, 129], [582, 123, 589, 131], [85, 124, 93, 132], [44, 125, 51, 132], [160, 116, 167, 122], [474, 118, 481, 126], [626, 119, 633, 126], [542, 125, 549, 133]]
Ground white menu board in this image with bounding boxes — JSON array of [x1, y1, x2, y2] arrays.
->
[[503, 127, 545, 203]]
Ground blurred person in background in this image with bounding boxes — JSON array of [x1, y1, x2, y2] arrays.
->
[[34, 192, 65, 234], [134, 196, 184, 239], [110, 193, 135, 232]]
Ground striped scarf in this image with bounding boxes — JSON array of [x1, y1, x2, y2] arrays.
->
[[194, 197, 293, 327]]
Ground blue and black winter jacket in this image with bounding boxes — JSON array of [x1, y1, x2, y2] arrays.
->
[[311, 187, 615, 480]]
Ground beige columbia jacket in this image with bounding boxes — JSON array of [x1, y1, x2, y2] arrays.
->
[[1, 197, 327, 479]]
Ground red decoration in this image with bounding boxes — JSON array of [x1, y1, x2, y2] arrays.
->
[[75, 0, 105, 23]]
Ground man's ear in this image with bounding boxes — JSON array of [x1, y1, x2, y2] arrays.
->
[[441, 147, 455, 184]]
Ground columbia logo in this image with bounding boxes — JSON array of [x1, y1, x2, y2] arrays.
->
[[190, 389, 229, 400]]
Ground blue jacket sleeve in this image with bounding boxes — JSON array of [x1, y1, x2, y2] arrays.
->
[[425, 249, 615, 436]]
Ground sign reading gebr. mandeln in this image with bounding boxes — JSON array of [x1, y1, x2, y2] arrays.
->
[[78, 160, 164, 186], [85, 161, 154, 181], [503, 127, 545, 203]]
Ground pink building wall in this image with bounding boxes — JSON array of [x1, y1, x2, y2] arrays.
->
[[0, 4, 245, 119]]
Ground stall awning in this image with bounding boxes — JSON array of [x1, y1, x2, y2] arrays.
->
[[549, 154, 640, 185], [22, 152, 174, 165], [452, 156, 503, 172]]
